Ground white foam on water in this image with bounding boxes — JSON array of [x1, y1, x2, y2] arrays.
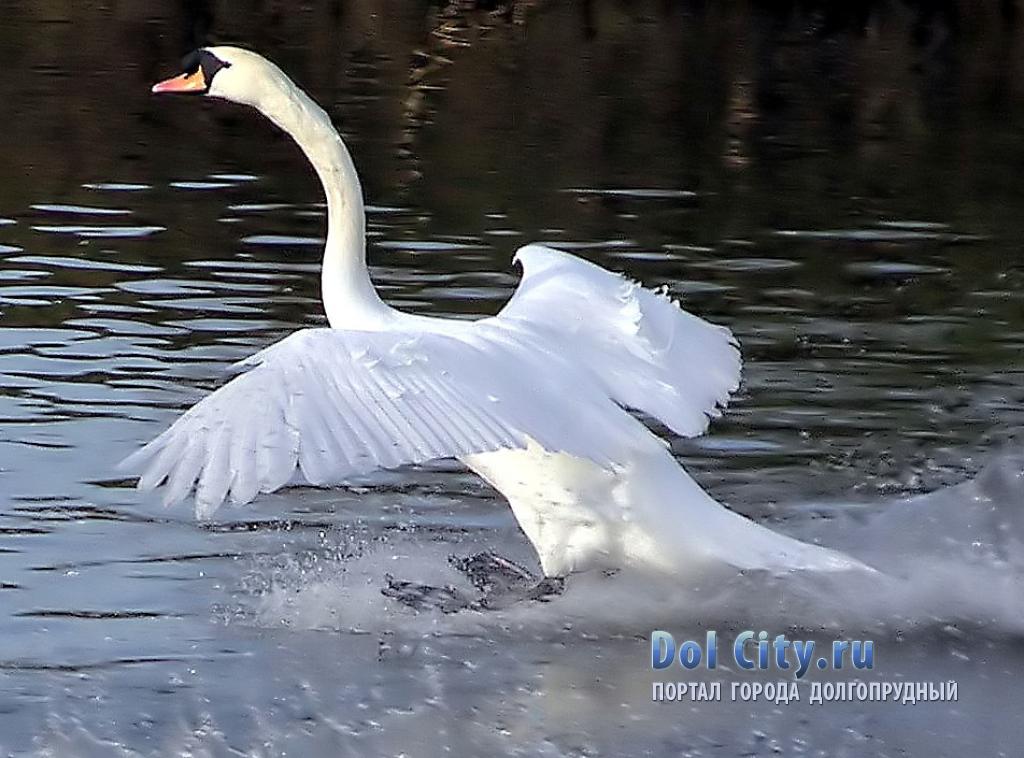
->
[[250, 451, 1024, 641]]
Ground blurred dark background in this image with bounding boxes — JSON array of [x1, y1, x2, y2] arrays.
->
[[4, 0, 1024, 233]]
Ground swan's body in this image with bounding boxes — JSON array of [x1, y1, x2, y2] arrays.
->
[[129, 47, 866, 578]]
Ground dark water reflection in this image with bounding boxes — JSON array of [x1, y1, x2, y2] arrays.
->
[[1, 1, 1023, 755]]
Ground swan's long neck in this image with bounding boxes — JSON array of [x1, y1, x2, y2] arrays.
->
[[250, 71, 391, 328]]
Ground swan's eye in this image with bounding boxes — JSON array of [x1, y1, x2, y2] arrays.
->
[[180, 50, 202, 77]]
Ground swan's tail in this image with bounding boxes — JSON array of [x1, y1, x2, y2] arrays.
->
[[618, 443, 876, 576]]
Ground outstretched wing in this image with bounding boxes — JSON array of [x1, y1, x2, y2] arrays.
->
[[498, 244, 741, 438], [121, 326, 645, 517]]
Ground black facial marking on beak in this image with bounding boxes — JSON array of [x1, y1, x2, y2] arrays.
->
[[196, 49, 231, 90], [153, 49, 231, 95]]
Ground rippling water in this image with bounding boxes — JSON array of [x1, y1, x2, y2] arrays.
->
[[2, 2, 1024, 755]]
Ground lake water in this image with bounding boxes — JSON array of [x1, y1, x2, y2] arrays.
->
[[2, 2, 1024, 756]]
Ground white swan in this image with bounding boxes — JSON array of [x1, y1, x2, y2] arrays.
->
[[126, 47, 867, 578]]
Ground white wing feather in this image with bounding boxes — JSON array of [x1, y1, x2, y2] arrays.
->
[[501, 244, 741, 437], [122, 324, 648, 517], [123, 245, 741, 517]]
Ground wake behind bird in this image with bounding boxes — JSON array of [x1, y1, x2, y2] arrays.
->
[[248, 449, 1024, 641]]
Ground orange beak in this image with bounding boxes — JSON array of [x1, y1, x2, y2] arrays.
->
[[151, 69, 207, 94]]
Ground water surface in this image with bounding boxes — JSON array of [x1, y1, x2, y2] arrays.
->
[[1, 2, 1023, 755]]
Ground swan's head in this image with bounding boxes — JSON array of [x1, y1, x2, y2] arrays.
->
[[151, 46, 283, 108]]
